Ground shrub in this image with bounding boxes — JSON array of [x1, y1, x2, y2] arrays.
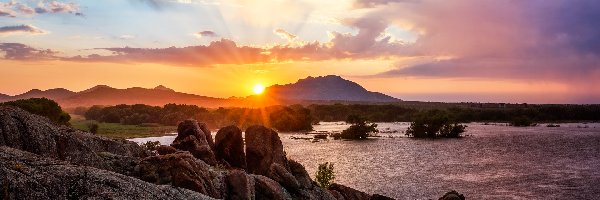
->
[[405, 110, 466, 138], [1, 98, 71, 125], [141, 141, 161, 151], [510, 116, 533, 127], [315, 162, 335, 188], [86, 122, 99, 134], [339, 115, 378, 140]]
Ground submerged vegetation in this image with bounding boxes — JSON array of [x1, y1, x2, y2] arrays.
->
[[334, 115, 378, 140], [405, 110, 466, 138], [510, 116, 535, 127]]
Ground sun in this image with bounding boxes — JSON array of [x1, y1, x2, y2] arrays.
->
[[253, 84, 265, 94]]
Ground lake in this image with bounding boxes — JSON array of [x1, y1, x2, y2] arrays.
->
[[129, 122, 600, 199]]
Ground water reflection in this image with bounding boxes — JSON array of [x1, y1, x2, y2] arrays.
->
[[129, 122, 600, 199]]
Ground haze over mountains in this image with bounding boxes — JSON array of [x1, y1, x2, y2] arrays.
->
[[0, 75, 400, 108]]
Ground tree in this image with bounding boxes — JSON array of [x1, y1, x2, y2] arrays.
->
[[405, 110, 466, 138], [337, 115, 378, 140], [315, 162, 335, 188], [1, 98, 71, 125], [510, 116, 533, 127]]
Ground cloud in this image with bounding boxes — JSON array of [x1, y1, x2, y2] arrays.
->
[[16, 4, 34, 14], [194, 31, 218, 38], [67, 39, 270, 66], [353, 0, 409, 8], [0, 0, 17, 17], [355, 0, 600, 80], [268, 16, 411, 61], [274, 28, 296, 41], [0, 43, 59, 60], [118, 34, 136, 40], [0, 1, 81, 17], [0, 25, 47, 35], [0, 9, 16, 17], [35, 1, 80, 14]]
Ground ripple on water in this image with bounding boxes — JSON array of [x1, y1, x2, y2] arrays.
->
[[129, 122, 600, 199]]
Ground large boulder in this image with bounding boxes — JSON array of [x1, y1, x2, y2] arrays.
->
[[245, 125, 289, 176], [225, 170, 255, 200], [215, 125, 246, 169], [268, 163, 300, 192], [328, 183, 371, 200], [370, 194, 395, 200], [438, 191, 465, 200], [289, 159, 313, 189], [171, 119, 217, 165], [0, 106, 146, 175], [252, 175, 292, 200], [198, 122, 216, 150], [134, 151, 222, 199], [156, 145, 180, 155], [0, 146, 214, 200]]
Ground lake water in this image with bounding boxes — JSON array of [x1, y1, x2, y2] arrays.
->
[[129, 122, 600, 199]]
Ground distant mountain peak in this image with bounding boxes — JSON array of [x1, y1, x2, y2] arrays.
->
[[266, 75, 400, 102], [81, 85, 114, 93], [154, 85, 175, 92]]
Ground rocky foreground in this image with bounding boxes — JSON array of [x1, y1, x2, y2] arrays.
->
[[0, 106, 463, 200]]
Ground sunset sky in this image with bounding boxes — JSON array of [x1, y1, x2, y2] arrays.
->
[[1, 0, 599, 103]]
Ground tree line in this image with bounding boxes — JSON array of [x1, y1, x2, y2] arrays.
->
[[308, 104, 600, 123], [81, 103, 313, 132]]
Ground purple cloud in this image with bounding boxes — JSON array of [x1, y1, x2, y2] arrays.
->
[[0, 43, 59, 60], [357, 0, 600, 80], [0, 25, 47, 35], [194, 31, 218, 38]]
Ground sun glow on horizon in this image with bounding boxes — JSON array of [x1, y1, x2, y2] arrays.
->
[[253, 84, 265, 94]]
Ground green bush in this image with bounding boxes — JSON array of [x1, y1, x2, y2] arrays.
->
[[86, 122, 99, 134], [1, 98, 71, 125], [315, 162, 335, 188], [339, 115, 378, 140], [141, 141, 161, 151], [405, 110, 466, 138]]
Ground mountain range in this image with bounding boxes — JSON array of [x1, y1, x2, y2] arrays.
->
[[0, 75, 400, 108]]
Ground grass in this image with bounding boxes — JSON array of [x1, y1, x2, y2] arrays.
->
[[70, 115, 176, 139]]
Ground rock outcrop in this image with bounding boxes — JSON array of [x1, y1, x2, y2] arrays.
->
[[215, 125, 246, 169], [268, 163, 301, 192], [253, 175, 292, 200], [0, 105, 462, 200], [245, 125, 289, 176], [0, 146, 214, 200], [171, 119, 217, 165], [328, 183, 371, 200], [135, 151, 222, 198], [0, 106, 145, 175], [225, 170, 255, 200], [438, 191, 465, 200]]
